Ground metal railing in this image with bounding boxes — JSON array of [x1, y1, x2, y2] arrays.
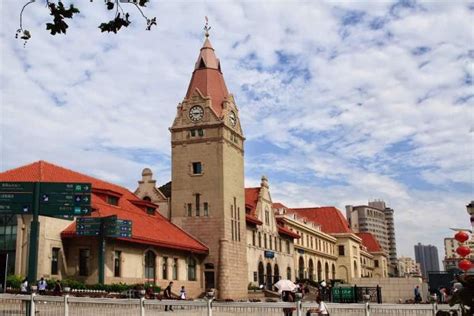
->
[[0, 294, 463, 316]]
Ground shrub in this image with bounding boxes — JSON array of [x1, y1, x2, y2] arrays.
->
[[6, 275, 23, 289]]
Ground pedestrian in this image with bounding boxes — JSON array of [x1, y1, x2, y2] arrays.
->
[[179, 286, 186, 300], [53, 280, 62, 296], [414, 285, 422, 303], [38, 277, 47, 295], [282, 291, 295, 316], [306, 295, 329, 316], [164, 281, 174, 311], [20, 278, 28, 294]]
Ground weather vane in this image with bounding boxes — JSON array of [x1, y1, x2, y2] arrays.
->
[[204, 16, 211, 37]]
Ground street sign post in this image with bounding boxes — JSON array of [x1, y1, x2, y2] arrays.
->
[[75, 215, 132, 284], [0, 181, 92, 285]]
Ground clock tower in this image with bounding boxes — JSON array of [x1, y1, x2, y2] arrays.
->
[[170, 32, 247, 299]]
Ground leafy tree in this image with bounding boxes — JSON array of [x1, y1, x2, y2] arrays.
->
[[16, 0, 157, 46]]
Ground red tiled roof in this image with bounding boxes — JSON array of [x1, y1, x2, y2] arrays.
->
[[245, 187, 260, 217], [272, 202, 288, 209], [288, 207, 353, 234], [277, 225, 300, 239], [245, 187, 263, 225], [185, 38, 229, 118], [0, 161, 208, 254], [356, 232, 383, 252]]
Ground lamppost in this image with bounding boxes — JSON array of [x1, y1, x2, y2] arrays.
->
[[466, 201, 474, 232]]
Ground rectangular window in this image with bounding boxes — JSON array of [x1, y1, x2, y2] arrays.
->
[[279, 238, 282, 252], [107, 196, 119, 206], [252, 231, 256, 246], [51, 247, 60, 275], [114, 251, 121, 277], [258, 232, 261, 247], [192, 162, 202, 175], [195, 194, 200, 216], [264, 234, 267, 249], [79, 249, 90, 276], [374, 260, 379, 268], [338, 245, 345, 256], [204, 202, 209, 216], [190, 129, 196, 137], [172, 258, 178, 280], [187, 203, 192, 217], [162, 257, 168, 280], [269, 236, 273, 250], [198, 129, 204, 136], [286, 240, 291, 254]]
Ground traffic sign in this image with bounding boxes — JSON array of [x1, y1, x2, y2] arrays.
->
[[0, 182, 34, 193], [39, 193, 91, 206], [0, 193, 34, 204], [77, 217, 102, 224], [0, 204, 32, 214], [41, 206, 91, 216], [40, 183, 91, 193]]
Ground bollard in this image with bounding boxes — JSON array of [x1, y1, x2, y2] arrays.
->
[[140, 297, 145, 316], [431, 302, 437, 316], [206, 298, 213, 316], [64, 294, 69, 316], [365, 302, 370, 316], [29, 292, 36, 316], [296, 300, 302, 316]]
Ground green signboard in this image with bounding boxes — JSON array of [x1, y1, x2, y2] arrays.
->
[[0, 182, 34, 192], [332, 287, 355, 303], [40, 183, 91, 194], [0, 183, 35, 214], [41, 206, 91, 216], [0, 204, 32, 214]]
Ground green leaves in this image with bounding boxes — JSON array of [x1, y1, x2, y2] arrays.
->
[[17, 0, 157, 46], [99, 13, 131, 33], [45, 1, 80, 35]]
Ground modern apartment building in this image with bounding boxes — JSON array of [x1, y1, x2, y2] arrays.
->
[[346, 200, 398, 275], [414, 243, 440, 277]]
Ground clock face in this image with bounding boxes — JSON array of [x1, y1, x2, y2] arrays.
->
[[229, 111, 237, 126], [189, 106, 204, 122]]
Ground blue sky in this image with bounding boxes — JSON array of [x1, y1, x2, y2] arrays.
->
[[0, 0, 473, 263]]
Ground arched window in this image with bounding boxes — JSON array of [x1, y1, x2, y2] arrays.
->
[[143, 196, 151, 202], [332, 264, 336, 280], [266, 263, 272, 290], [187, 257, 197, 281], [298, 257, 305, 280], [274, 264, 280, 284], [287, 266, 292, 280], [308, 259, 314, 280], [144, 251, 156, 281], [325, 262, 329, 280], [258, 262, 265, 286], [265, 207, 270, 225], [317, 261, 322, 281]]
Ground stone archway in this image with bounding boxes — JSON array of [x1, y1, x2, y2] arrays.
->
[[317, 261, 322, 281], [274, 263, 280, 285], [298, 257, 305, 280], [258, 262, 265, 286], [266, 263, 273, 290]]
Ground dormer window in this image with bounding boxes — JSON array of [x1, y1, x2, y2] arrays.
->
[[107, 196, 119, 206], [146, 207, 155, 215]]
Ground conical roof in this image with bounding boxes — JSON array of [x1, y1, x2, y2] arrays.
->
[[185, 37, 229, 117]]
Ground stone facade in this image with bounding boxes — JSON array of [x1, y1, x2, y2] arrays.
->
[[352, 277, 428, 303], [274, 211, 337, 283], [169, 37, 248, 299], [245, 177, 294, 289], [333, 233, 363, 282], [134, 168, 170, 219]]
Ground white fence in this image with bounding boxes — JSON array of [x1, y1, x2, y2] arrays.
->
[[0, 294, 462, 316]]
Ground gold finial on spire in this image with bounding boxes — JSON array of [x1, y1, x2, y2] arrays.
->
[[204, 16, 211, 37]]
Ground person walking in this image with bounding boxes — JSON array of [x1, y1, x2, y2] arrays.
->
[[38, 277, 47, 295], [414, 285, 422, 303], [282, 291, 295, 316], [20, 278, 28, 294], [164, 281, 174, 311]]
